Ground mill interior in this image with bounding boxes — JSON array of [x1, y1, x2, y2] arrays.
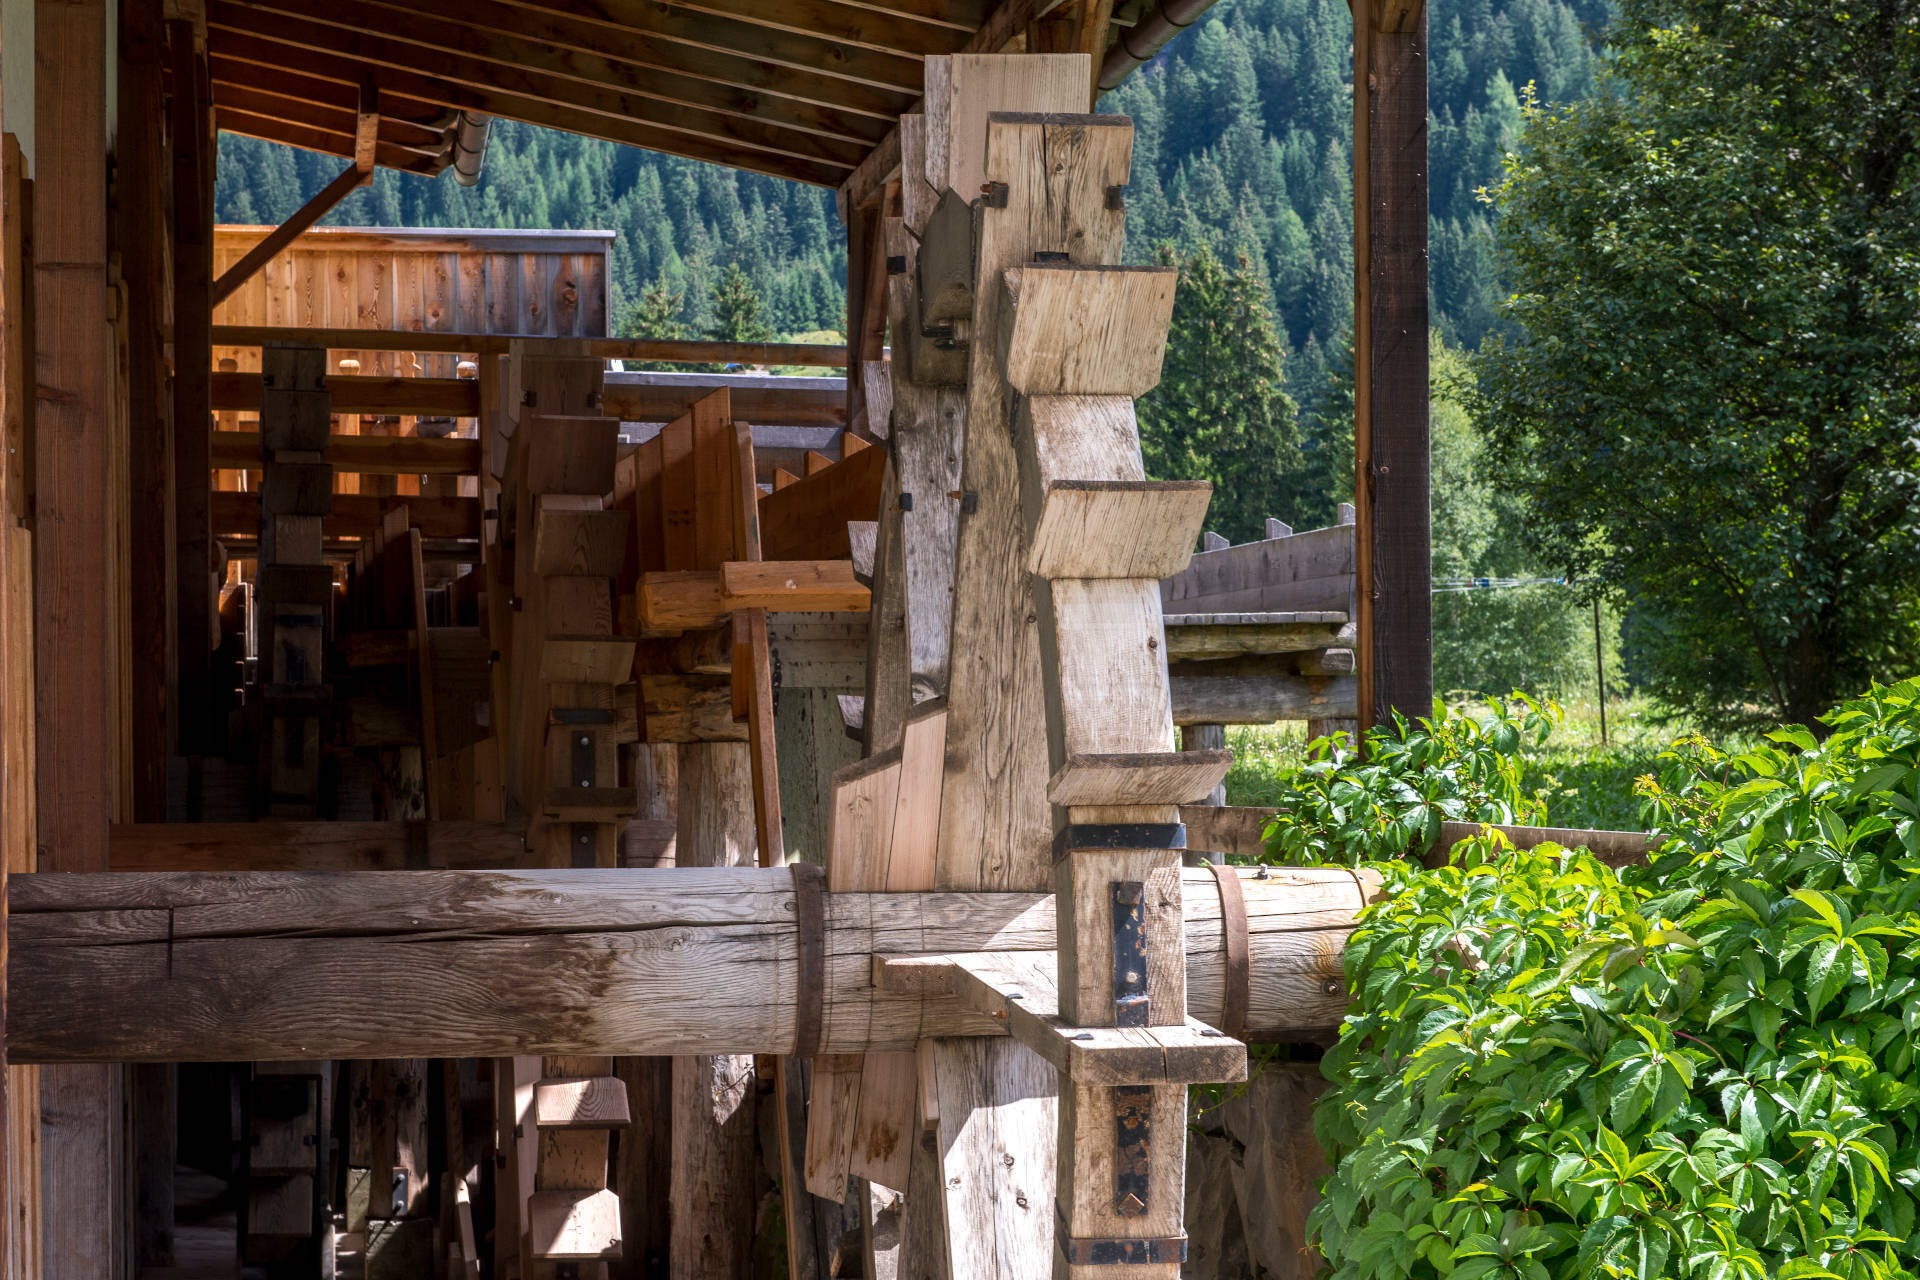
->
[[0, 0, 1433, 1275]]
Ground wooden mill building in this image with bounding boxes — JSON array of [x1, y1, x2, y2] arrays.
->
[[0, 0, 1432, 1273]]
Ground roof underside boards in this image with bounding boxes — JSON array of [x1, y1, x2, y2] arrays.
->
[[204, 0, 1147, 190]]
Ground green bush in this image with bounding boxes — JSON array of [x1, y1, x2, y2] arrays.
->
[[1305, 679, 1920, 1280], [1260, 695, 1560, 866]]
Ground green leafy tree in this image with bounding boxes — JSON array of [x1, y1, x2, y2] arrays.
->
[[1297, 678, 1920, 1280], [1475, 2, 1920, 731], [1138, 243, 1302, 545]]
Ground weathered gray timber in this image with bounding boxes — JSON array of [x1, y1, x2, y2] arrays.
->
[[7, 865, 1371, 1063]]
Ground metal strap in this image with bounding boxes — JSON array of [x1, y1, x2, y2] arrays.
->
[[1055, 1204, 1189, 1266], [1206, 862, 1250, 1043], [1052, 823, 1186, 861], [791, 863, 827, 1058]]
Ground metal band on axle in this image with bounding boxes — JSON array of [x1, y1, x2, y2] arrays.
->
[[1051, 823, 1187, 861], [791, 862, 827, 1058], [1206, 861, 1251, 1043]]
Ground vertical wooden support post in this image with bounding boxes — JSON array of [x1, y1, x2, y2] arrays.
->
[[669, 743, 759, 1280], [169, 17, 214, 757], [118, 0, 173, 822], [34, 0, 118, 1271], [1351, 0, 1432, 733], [0, 126, 32, 1280]]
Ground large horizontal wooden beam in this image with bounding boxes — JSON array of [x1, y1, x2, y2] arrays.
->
[[211, 431, 481, 477], [213, 0, 897, 149], [208, 27, 857, 187], [8, 865, 1374, 1062], [212, 490, 482, 541], [1168, 671, 1359, 725], [211, 326, 849, 367], [211, 371, 480, 416]]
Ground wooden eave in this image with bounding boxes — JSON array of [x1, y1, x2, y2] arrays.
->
[[205, 0, 1121, 188]]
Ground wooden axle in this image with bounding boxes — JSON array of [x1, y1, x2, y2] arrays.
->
[[6, 865, 1373, 1064]]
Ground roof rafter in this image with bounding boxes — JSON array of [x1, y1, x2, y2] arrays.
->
[[216, 109, 448, 175], [476, 0, 928, 94], [208, 4, 878, 163], [212, 80, 450, 152], [209, 26, 856, 185]]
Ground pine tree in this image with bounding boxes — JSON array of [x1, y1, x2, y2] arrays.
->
[[704, 263, 774, 345], [1137, 244, 1301, 545]]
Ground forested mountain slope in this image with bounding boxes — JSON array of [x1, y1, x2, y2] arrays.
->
[[213, 0, 1607, 351]]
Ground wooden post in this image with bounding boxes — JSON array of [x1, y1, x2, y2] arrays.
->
[[169, 19, 215, 756], [118, 0, 173, 823], [670, 744, 760, 1280], [33, 0, 119, 1269], [1351, 0, 1432, 733], [0, 122, 33, 1280]]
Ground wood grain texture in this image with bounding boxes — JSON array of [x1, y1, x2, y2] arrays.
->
[[1168, 671, 1358, 726], [931, 1037, 1057, 1280], [534, 1076, 630, 1129], [1352, 2, 1433, 731], [922, 55, 1090, 197], [1045, 751, 1233, 808], [1040, 578, 1175, 760], [936, 115, 1133, 896], [8, 867, 1378, 1062], [996, 264, 1175, 397]]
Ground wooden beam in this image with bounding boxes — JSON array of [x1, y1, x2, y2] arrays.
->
[[1351, 0, 1431, 732], [120, 0, 175, 825], [209, 53, 451, 128], [211, 0, 896, 151], [210, 431, 480, 477], [211, 161, 371, 308], [7, 866, 1379, 1062], [649, 0, 989, 49], [207, 27, 860, 187], [172, 23, 217, 758], [211, 371, 481, 417], [601, 380, 845, 426], [209, 84, 447, 152], [35, 0, 117, 1267], [213, 109, 447, 176], [446, 0, 928, 93], [210, 326, 850, 367], [212, 491, 481, 541]]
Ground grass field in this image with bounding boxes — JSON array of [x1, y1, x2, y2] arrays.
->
[[1219, 694, 1714, 832]]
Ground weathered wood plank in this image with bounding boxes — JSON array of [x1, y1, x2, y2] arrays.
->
[[7, 867, 1377, 1062]]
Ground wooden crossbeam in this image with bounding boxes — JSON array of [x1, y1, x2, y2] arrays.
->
[[211, 371, 480, 417], [212, 84, 378, 306], [211, 325, 849, 367], [211, 431, 480, 477], [6, 866, 1376, 1063], [212, 491, 481, 542], [210, 82, 448, 151], [601, 379, 845, 427]]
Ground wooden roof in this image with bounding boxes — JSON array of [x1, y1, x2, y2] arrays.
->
[[206, 0, 1126, 192]]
